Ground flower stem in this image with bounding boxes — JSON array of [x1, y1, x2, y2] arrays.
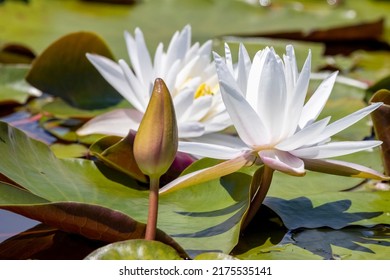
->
[[242, 165, 274, 230], [145, 176, 160, 240]]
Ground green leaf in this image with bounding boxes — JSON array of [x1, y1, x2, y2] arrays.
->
[[25, 31, 122, 109], [85, 240, 183, 260], [0, 64, 38, 105], [264, 192, 390, 230], [0, 122, 250, 256], [90, 132, 147, 183], [50, 143, 89, 158], [194, 252, 238, 260], [284, 226, 390, 260], [0, 182, 187, 257]]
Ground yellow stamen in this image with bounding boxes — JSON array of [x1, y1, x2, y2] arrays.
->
[[194, 83, 213, 99]]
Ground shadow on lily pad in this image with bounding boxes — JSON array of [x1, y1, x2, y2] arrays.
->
[[264, 196, 383, 230]]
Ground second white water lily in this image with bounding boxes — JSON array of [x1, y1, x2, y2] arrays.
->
[[161, 44, 386, 195], [77, 25, 231, 142]]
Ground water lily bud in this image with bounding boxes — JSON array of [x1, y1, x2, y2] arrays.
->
[[134, 78, 178, 179]]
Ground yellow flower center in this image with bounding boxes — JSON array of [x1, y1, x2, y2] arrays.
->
[[194, 83, 213, 99]]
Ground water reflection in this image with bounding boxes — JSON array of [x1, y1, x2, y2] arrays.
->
[[0, 209, 39, 243]]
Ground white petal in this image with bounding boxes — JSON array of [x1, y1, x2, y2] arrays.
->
[[198, 40, 212, 57], [153, 42, 164, 77], [299, 71, 338, 128], [133, 28, 154, 85], [303, 158, 388, 180], [283, 50, 311, 137], [306, 102, 383, 145], [213, 52, 270, 147], [256, 50, 287, 142], [124, 29, 150, 86], [202, 111, 232, 133], [236, 43, 251, 95], [178, 122, 205, 138], [172, 88, 194, 121], [76, 109, 143, 136], [86, 54, 131, 101], [290, 140, 382, 159], [283, 45, 298, 90], [191, 133, 247, 149], [178, 141, 244, 160], [160, 153, 255, 194], [118, 59, 149, 112], [180, 95, 212, 123], [259, 150, 305, 176], [275, 117, 330, 151], [224, 43, 234, 74], [246, 48, 269, 110]]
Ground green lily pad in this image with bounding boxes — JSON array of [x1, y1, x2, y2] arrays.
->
[[85, 239, 183, 260], [0, 64, 39, 105], [194, 252, 238, 260], [236, 226, 390, 260], [26, 31, 122, 109], [50, 143, 89, 158], [0, 122, 251, 256]]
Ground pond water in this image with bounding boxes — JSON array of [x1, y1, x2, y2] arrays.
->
[[0, 209, 39, 243]]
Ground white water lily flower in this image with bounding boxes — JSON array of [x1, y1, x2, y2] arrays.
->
[[175, 43, 385, 178], [77, 25, 232, 142]]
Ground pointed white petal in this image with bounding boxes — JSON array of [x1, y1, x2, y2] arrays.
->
[[224, 43, 234, 74], [291, 140, 383, 159], [198, 40, 212, 57], [178, 141, 244, 160], [160, 153, 256, 194], [259, 150, 305, 176], [256, 50, 287, 142], [133, 28, 154, 85], [86, 53, 134, 100], [118, 59, 149, 112], [76, 109, 143, 136], [283, 45, 298, 90], [275, 117, 330, 151], [306, 102, 383, 145], [236, 43, 251, 95], [303, 158, 389, 180], [246, 48, 268, 110], [284, 50, 311, 137], [299, 71, 338, 128], [213, 52, 270, 147], [153, 43, 164, 77]]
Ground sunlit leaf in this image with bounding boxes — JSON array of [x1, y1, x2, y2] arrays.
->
[[50, 143, 89, 158], [0, 122, 251, 256], [0, 64, 39, 105], [194, 252, 238, 260], [85, 240, 183, 260]]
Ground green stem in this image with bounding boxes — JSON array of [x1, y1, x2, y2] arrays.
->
[[145, 176, 160, 240], [242, 165, 274, 230]]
